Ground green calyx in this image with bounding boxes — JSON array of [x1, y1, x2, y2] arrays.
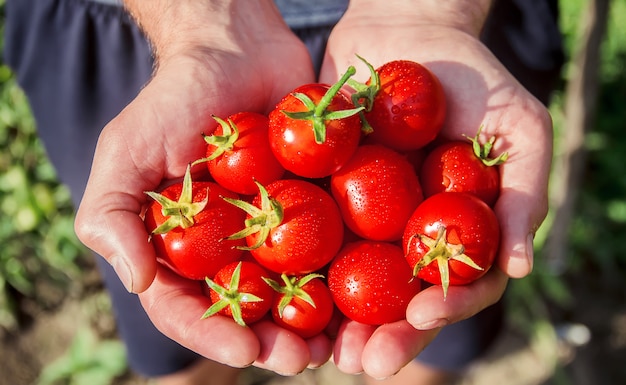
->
[[263, 273, 323, 318], [192, 115, 240, 166], [346, 54, 380, 135], [222, 181, 284, 250], [408, 225, 483, 300], [464, 125, 509, 167], [202, 261, 263, 327], [281, 65, 364, 144], [145, 164, 208, 234]]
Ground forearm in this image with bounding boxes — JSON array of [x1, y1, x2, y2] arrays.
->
[[122, 0, 286, 61], [345, 0, 493, 37]]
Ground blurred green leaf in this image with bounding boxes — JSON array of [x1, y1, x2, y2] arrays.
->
[[35, 328, 127, 385]]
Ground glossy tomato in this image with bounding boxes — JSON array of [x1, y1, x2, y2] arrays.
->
[[363, 60, 446, 151], [268, 67, 363, 178], [225, 179, 344, 275], [327, 241, 421, 325], [402, 192, 500, 298], [330, 144, 423, 242], [198, 112, 285, 195], [144, 166, 246, 280], [265, 274, 334, 339], [203, 261, 274, 326], [420, 127, 508, 206]]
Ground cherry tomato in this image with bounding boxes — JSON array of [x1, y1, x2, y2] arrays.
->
[[203, 261, 274, 326], [330, 144, 423, 242], [419, 127, 508, 206], [402, 192, 500, 298], [363, 60, 446, 151], [144, 166, 246, 280], [225, 179, 344, 275], [268, 67, 363, 178], [327, 241, 421, 325], [265, 274, 334, 339], [198, 112, 285, 195]]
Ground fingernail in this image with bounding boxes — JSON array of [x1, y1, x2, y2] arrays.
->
[[526, 233, 535, 272], [413, 318, 449, 330], [111, 256, 134, 293]]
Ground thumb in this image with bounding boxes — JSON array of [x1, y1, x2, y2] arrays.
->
[[74, 119, 163, 293], [494, 187, 543, 278], [75, 201, 157, 294]]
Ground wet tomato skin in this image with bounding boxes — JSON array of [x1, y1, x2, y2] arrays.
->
[[402, 192, 500, 287], [209, 261, 275, 325], [269, 84, 362, 178], [365, 60, 446, 151], [204, 111, 285, 195], [327, 240, 421, 325], [144, 181, 246, 280], [246, 179, 345, 275], [331, 144, 423, 242], [420, 140, 500, 206], [270, 276, 334, 339]]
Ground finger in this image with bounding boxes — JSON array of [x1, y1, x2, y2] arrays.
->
[[249, 320, 311, 375], [495, 188, 542, 278], [494, 105, 553, 278], [406, 268, 508, 330], [361, 321, 440, 379], [74, 125, 161, 293], [333, 319, 376, 374], [139, 266, 260, 367], [306, 333, 334, 369]]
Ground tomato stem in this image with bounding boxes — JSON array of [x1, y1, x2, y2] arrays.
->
[[263, 273, 323, 318], [464, 125, 509, 167], [202, 262, 263, 327], [222, 181, 284, 250], [145, 164, 209, 234], [347, 54, 380, 135], [192, 115, 240, 165], [281, 65, 363, 144], [409, 225, 483, 299]]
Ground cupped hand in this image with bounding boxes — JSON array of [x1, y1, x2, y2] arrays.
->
[[74, 2, 326, 374], [320, 3, 552, 378]]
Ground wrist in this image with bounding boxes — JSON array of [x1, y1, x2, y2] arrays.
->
[[345, 0, 493, 37], [122, 0, 287, 62]]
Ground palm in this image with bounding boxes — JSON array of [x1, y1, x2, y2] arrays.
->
[[322, 20, 552, 277]]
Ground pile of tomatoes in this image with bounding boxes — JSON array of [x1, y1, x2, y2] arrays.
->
[[143, 57, 507, 339]]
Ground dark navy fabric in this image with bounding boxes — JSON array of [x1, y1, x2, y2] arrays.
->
[[3, 0, 562, 377], [3, 0, 198, 377], [482, 0, 564, 105]]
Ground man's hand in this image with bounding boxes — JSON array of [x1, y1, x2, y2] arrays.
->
[[74, 0, 326, 373], [321, 0, 552, 378]]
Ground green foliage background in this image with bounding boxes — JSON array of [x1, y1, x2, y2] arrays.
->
[[0, 0, 90, 332]]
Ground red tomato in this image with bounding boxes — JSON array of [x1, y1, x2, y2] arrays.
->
[[363, 60, 446, 151], [419, 127, 508, 207], [144, 166, 246, 280], [225, 179, 344, 275], [330, 144, 423, 242], [327, 241, 421, 325], [265, 274, 334, 339], [199, 112, 285, 195], [402, 192, 500, 298], [203, 261, 274, 326], [268, 68, 363, 178]]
